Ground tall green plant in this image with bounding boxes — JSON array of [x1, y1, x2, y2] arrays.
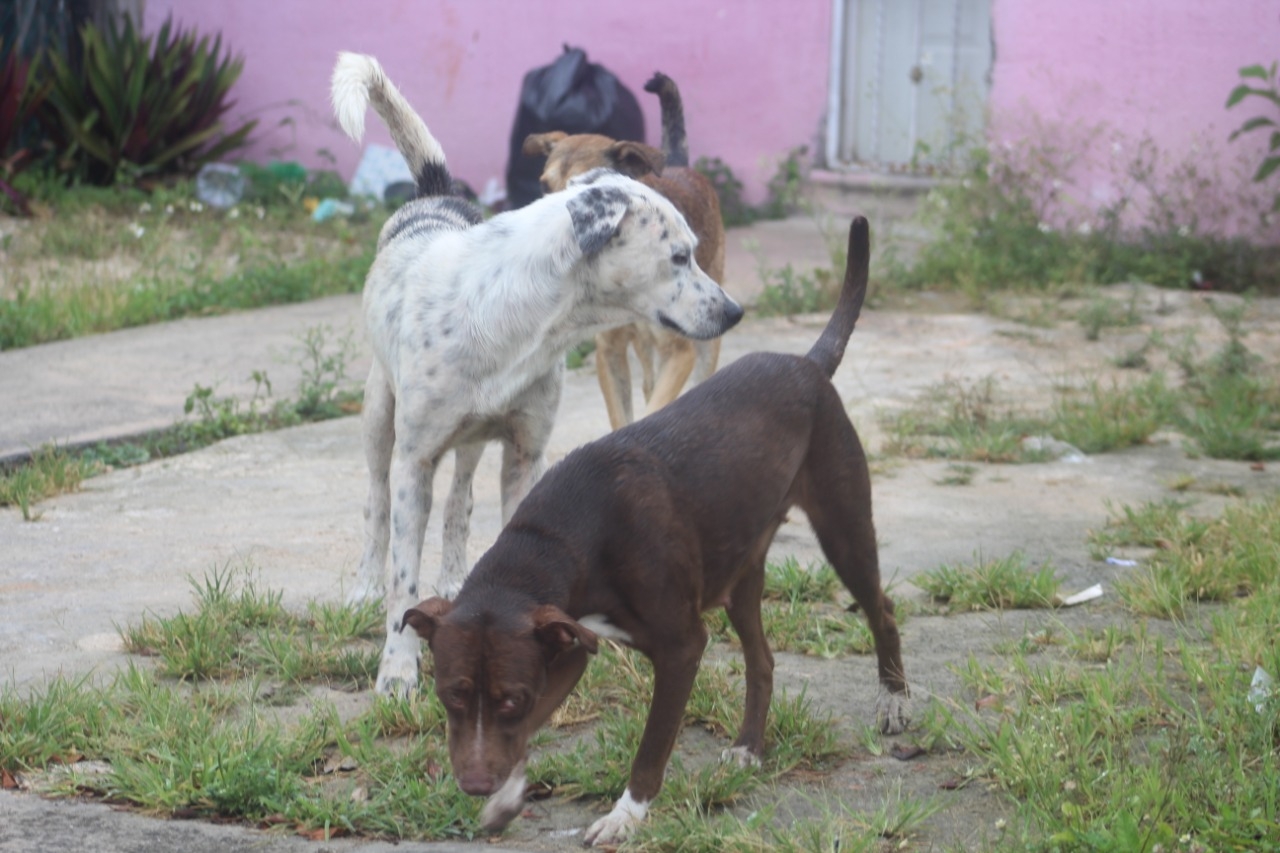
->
[[40, 15, 255, 185], [1226, 61, 1280, 212]]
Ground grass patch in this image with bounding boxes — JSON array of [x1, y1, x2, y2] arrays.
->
[[1092, 495, 1280, 618], [120, 563, 381, 687], [2, 559, 864, 844], [921, 496, 1280, 850], [1, 178, 385, 350], [0, 444, 99, 520], [881, 331, 1277, 464], [916, 552, 1061, 611], [702, 559, 881, 659]]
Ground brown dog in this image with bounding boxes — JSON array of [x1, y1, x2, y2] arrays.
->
[[523, 72, 727, 430], [404, 217, 908, 846]]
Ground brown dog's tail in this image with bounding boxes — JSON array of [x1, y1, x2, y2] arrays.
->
[[805, 216, 870, 379], [643, 72, 689, 168]]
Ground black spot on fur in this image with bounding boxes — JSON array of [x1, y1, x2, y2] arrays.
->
[[568, 185, 630, 256], [415, 161, 454, 198], [436, 195, 483, 223], [660, 229, 669, 240], [423, 334, 433, 349], [408, 584, 418, 597]]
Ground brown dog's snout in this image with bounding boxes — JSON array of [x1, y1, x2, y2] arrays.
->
[[456, 768, 497, 796]]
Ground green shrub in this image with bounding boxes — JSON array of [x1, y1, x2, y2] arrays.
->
[[0, 38, 50, 213], [39, 15, 255, 185]]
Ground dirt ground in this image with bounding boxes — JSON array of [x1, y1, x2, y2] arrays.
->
[[3, 276, 1279, 850]]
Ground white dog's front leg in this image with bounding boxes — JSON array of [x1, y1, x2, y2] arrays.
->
[[584, 789, 649, 847], [438, 442, 484, 600], [375, 449, 435, 697]]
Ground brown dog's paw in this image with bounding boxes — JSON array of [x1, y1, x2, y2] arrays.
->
[[876, 688, 911, 735], [720, 745, 763, 768]]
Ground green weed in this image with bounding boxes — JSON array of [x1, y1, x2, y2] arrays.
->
[[1102, 495, 1280, 617], [916, 552, 1061, 611], [0, 444, 99, 520]]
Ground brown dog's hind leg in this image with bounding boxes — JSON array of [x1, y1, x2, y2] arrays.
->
[[800, 403, 909, 733]]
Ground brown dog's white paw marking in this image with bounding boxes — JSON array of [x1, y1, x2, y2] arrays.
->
[[876, 687, 911, 735], [584, 789, 648, 847], [720, 745, 762, 768]]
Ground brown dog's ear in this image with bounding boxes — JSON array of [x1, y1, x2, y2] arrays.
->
[[522, 131, 567, 158], [606, 141, 665, 178], [402, 597, 454, 641], [531, 604, 599, 657]]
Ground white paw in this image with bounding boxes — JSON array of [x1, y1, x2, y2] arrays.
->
[[720, 745, 762, 768], [434, 574, 464, 601], [374, 647, 420, 697], [479, 763, 526, 833], [584, 790, 648, 847], [876, 687, 911, 735]]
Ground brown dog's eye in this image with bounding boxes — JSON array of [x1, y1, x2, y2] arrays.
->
[[495, 695, 525, 719], [441, 686, 471, 712]]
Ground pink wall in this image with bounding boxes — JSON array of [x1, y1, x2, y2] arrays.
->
[[989, 0, 1280, 234], [144, 0, 835, 203]]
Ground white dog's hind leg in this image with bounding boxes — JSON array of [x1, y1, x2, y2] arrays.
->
[[437, 442, 483, 600], [350, 364, 395, 605]]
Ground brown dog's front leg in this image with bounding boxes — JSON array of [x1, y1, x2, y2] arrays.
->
[[584, 628, 706, 847]]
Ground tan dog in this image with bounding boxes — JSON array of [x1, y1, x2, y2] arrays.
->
[[523, 72, 727, 429]]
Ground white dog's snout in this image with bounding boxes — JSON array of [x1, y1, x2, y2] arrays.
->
[[659, 279, 742, 341]]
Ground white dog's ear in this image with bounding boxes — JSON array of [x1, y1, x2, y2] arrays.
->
[[566, 185, 630, 256]]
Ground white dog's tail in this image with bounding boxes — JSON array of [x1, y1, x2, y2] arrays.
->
[[331, 52, 452, 197]]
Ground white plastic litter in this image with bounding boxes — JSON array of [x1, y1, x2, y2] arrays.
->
[[1021, 435, 1087, 463], [348, 144, 414, 199], [479, 176, 507, 207], [195, 162, 246, 208], [1105, 556, 1138, 567], [1058, 584, 1104, 607], [1249, 666, 1274, 714]]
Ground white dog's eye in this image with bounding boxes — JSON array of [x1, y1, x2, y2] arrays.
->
[[672, 250, 690, 267]]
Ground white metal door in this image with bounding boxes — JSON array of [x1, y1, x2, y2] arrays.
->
[[827, 0, 992, 172]]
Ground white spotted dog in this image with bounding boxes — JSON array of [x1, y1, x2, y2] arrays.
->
[[330, 53, 743, 697]]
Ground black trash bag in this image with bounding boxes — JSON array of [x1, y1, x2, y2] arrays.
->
[[505, 45, 645, 209]]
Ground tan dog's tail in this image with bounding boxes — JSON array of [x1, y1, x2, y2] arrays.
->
[[643, 72, 689, 168], [806, 216, 870, 379], [330, 52, 452, 197]]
